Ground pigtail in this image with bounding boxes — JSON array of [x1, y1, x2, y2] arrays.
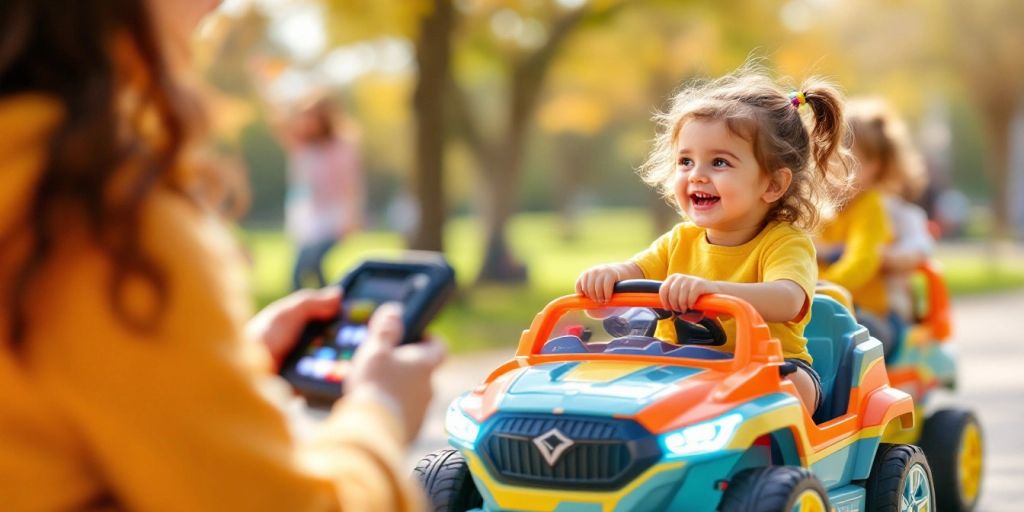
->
[[801, 79, 855, 215]]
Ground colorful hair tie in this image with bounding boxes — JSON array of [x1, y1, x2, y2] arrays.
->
[[789, 91, 807, 109]]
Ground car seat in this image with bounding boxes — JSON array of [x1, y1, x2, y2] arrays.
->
[[805, 295, 871, 423]]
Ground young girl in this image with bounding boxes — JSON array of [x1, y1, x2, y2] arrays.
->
[[847, 98, 934, 338], [576, 69, 853, 413]]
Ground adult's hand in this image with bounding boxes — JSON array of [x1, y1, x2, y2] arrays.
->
[[245, 287, 342, 369], [343, 303, 446, 442]]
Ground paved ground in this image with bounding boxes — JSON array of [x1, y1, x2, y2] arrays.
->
[[404, 290, 1024, 510]]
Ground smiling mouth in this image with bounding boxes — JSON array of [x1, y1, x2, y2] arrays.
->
[[690, 192, 720, 207]]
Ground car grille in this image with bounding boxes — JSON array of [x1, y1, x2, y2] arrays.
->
[[479, 414, 660, 490]]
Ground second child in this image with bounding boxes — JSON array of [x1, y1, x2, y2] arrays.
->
[[848, 98, 935, 343]]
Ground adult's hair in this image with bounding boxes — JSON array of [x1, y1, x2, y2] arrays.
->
[[638, 64, 855, 232], [0, 1, 202, 348]]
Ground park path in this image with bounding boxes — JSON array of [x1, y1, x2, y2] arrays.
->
[[404, 290, 1024, 511]]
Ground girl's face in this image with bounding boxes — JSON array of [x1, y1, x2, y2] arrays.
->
[[852, 147, 881, 191], [672, 118, 788, 243]]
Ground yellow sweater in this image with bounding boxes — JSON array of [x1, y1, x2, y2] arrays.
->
[[818, 190, 893, 316], [0, 96, 423, 511]]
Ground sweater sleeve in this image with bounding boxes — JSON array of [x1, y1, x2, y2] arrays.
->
[[820, 192, 892, 291], [30, 191, 423, 512]]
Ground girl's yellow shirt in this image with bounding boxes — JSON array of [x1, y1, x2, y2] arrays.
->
[[817, 190, 893, 316], [0, 96, 422, 511], [631, 221, 817, 363]]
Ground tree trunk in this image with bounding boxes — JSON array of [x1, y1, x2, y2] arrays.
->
[[477, 114, 529, 282], [982, 100, 1014, 240], [556, 134, 586, 242], [475, 8, 593, 283], [409, 0, 452, 252]]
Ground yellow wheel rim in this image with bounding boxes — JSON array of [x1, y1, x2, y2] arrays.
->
[[959, 422, 983, 502], [792, 489, 827, 512]]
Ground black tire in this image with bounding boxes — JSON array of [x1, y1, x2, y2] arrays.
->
[[865, 444, 935, 512], [413, 448, 483, 512], [918, 409, 984, 512], [718, 466, 829, 512]]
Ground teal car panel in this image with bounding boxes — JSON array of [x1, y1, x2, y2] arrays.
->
[[500, 363, 705, 416]]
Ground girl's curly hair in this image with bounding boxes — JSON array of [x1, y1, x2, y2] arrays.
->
[[847, 97, 928, 201], [637, 65, 855, 232]]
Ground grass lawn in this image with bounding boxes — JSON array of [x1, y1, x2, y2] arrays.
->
[[241, 209, 1024, 353]]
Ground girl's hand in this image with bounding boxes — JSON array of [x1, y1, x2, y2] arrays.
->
[[575, 264, 626, 303], [659, 273, 721, 312]]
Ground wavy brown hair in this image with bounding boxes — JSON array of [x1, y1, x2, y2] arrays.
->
[[847, 97, 928, 201], [638, 65, 855, 232], [0, 1, 203, 348]]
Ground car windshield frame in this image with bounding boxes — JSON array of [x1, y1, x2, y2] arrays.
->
[[516, 292, 778, 372]]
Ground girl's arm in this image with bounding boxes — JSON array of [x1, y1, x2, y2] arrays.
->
[[247, 57, 299, 150], [820, 195, 890, 290], [882, 247, 928, 273], [713, 279, 807, 323]]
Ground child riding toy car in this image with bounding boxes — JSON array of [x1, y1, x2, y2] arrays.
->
[[415, 280, 934, 512], [881, 262, 983, 512]]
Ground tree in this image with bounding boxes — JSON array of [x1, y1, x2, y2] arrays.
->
[[410, 0, 453, 251], [449, 0, 629, 282], [944, 0, 1024, 238], [323, 0, 450, 250]]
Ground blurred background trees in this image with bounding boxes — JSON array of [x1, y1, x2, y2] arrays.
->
[[196, 0, 1024, 284]]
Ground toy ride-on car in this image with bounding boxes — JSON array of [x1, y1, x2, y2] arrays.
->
[[881, 261, 983, 512], [415, 280, 934, 512]]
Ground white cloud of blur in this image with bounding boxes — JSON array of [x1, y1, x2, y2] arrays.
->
[[556, 0, 587, 9], [490, 8, 548, 50], [319, 38, 414, 84], [211, 0, 414, 101], [779, 0, 837, 32], [216, 0, 326, 63], [271, 4, 327, 62], [779, 0, 814, 32]]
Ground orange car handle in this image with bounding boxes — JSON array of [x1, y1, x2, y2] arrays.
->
[[519, 280, 777, 366], [917, 261, 951, 340]]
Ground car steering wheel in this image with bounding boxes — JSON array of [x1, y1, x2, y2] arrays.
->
[[610, 279, 728, 346], [674, 314, 727, 346]]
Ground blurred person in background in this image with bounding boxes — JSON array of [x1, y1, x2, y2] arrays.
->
[[815, 107, 896, 352], [250, 68, 366, 291], [847, 98, 935, 351], [0, 1, 439, 510], [279, 95, 365, 291]]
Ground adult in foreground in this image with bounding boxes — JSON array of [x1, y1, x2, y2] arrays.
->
[[0, 1, 442, 510]]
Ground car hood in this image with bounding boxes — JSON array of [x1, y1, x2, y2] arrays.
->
[[495, 360, 709, 417]]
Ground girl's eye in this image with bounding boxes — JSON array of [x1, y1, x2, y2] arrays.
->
[[677, 157, 693, 167], [713, 158, 731, 168]]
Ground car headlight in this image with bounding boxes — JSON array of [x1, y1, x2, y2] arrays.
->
[[660, 413, 742, 457], [445, 401, 480, 444]]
